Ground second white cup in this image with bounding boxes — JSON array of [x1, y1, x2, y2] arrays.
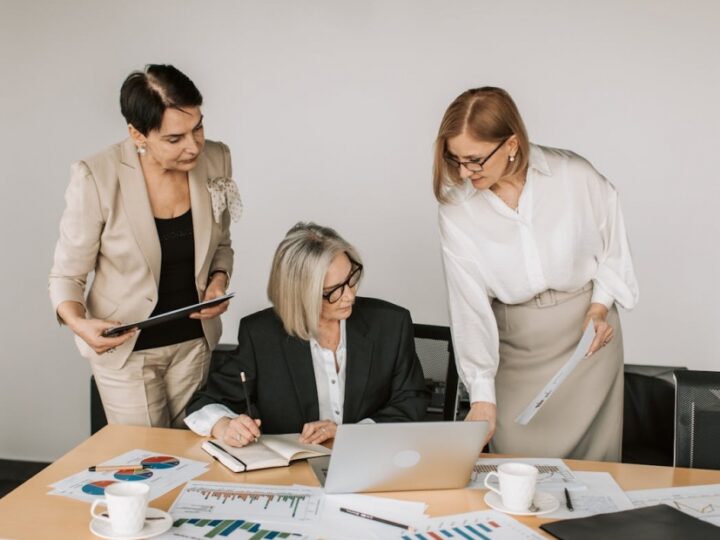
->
[[484, 462, 538, 512], [90, 481, 150, 535]]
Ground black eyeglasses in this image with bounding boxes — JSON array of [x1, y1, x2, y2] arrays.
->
[[322, 257, 363, 304], [443, 138, 508, 172]]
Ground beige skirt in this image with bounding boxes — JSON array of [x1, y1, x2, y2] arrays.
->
[[488, 284, 624, 462]]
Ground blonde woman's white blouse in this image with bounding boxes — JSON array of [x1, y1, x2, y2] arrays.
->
[[439, 144, 639, 405]]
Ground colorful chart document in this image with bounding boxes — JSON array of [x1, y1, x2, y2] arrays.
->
[[156, 518, 309, 540], [406, 510, 546, 540], [170, 481, 324, 525], [627, 483, 720, 526], [515, 323, 595, 425], [48, 449, 208, 503]]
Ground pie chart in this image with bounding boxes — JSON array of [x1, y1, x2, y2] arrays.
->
[[141, 455, 179, 469], [82, 480, 117, 495], [114, 469, 153, 481]]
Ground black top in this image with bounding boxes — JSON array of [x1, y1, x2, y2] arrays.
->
[[133, 209, 204, 351], [186, 297, 430, 433]]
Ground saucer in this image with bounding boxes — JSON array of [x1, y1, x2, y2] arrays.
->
[[89, 507, 173, 539], [484, 490, 560, 516]]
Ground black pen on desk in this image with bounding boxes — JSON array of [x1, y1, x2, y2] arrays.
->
[[240, 371, 259, 442], [339, 507, 415, 532], [564, 488, 574, 511]]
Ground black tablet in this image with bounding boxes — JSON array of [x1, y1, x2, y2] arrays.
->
[[101, 292, 235, 338]]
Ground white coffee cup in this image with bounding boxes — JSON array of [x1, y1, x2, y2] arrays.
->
[[90, 481, 150, 535], [484, 462, 538, 512]]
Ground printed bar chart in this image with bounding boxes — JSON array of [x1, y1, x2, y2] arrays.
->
[[170, 481, 323, 524], [171, 518, 300, 539], [405, 510, 545, 540]]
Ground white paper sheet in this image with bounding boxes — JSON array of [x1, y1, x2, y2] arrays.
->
[[627, 483, 720, 526], [469, 458, 582, 490], [515, 323, 595, 425], [47, 449, 208, 503], [544, 471, 633, 519], [313, 493, 428, 540]]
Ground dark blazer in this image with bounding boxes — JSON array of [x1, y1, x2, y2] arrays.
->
[[187, 297, 430, 433]]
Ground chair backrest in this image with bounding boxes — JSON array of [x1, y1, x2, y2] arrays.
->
[[413, 324, 463, 421], [674, 369, 720, 469]]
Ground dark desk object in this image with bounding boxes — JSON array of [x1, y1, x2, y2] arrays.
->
[[674, 369, 720, 470], [413, 324, 466, 421], [541, 504, 719, 540], [622, 364, 685, 466]]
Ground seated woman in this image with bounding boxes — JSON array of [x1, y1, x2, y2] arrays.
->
[[185, 222, 429, 447]]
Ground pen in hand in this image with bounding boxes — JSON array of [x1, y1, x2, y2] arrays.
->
[[240, 371, 259, 442], [564, 488, 574, 511]]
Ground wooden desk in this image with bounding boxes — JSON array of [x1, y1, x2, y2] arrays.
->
[[2, 425, 720, 539]]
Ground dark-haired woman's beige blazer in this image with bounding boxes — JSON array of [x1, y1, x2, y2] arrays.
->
[[49, 138, 234, 369]]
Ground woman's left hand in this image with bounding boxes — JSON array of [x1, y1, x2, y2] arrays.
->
[[299, 420, 337, 445], [190, 273, 230, 320], [583, 303, 614, 356]]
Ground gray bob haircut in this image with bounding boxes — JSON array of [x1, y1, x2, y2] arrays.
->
[[267, 222, 362, 341]]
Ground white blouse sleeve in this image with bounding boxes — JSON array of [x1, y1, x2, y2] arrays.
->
[[589, 174, 640, 310], [184, 403, 239, 436], [440, 217, 501, 405]]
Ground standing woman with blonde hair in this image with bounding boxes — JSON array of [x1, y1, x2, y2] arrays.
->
[[433, 87, 638, 461]]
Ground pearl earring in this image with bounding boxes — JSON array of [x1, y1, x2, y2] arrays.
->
[[509, 155, 515, 162], [137, 145, 147, 156]]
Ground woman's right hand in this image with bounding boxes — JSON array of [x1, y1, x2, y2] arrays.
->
[[69, 317, 137, 355], [212, 415, 262, 447], [58, 300, 136, 355], [465, 401, 496, 446]]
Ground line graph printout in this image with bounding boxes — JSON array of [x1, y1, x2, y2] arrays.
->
[[469, 458, 582, 490], [627, 483, 720, 526], [170, 481, 323, 524]]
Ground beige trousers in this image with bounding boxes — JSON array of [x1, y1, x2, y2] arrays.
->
[[489, 284, 624, 462], [90, 337, 211, 428]]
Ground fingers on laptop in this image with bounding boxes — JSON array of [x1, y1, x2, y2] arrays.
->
[[300, 420, 337, 444]]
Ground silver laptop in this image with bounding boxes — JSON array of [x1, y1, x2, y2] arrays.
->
[[319, 421, 488, 494]]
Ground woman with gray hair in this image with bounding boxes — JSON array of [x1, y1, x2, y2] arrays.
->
[[185, 222, 429, 447]]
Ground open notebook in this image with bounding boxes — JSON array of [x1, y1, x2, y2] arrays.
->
[[202, 433, 331, 473]]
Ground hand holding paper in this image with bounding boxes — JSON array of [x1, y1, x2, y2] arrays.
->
[[515, 323, 595, 425]]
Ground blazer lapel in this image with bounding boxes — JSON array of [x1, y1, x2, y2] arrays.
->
[[118, 139, 161, 286], [343, 311, 374, 422], [281, 336, 321, 423], [188, 154, 212, 279]]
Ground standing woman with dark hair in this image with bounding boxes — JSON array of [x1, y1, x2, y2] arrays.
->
[[49, 64, 241, 427], [433, 87, 638, 461]]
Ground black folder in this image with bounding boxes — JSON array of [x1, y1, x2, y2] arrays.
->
[[540, 504, 720, 540]]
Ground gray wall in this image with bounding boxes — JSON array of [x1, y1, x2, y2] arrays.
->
[[1, 0, 718, 461]]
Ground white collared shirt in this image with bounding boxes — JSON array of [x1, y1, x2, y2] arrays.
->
[[185, 319, 372, 436], [439, 144, 639, 405]]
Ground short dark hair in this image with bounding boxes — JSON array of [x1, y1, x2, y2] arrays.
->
[[119, 64, 203, 135]]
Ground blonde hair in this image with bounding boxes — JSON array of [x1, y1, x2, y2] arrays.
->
[[432, 87, 530, 204], [267, 222, 362, 341]]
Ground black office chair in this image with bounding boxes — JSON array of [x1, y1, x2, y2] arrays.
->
[[90, 375, 108, 435], [673, 369, 720, 470], [621, 364, 686, 466], [413, 324, 466, 421]]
